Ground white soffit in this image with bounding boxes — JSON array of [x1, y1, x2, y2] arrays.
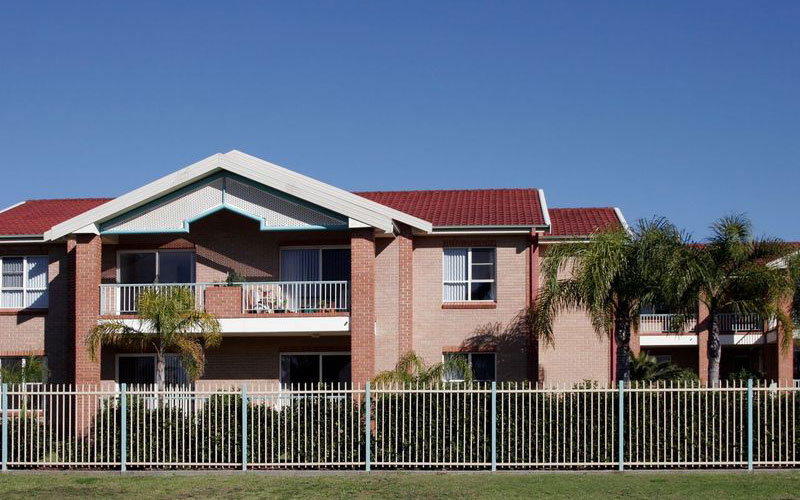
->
[[46, 151, 432, 240]]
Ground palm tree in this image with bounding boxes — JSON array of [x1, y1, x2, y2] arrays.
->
[[0, 356, 48, 385], [531, 218, 686, 382], [668, 215, 797, 386], [88, 287, 222, 391], [628, 351, 697, 382], [373, 351, 475, 385]]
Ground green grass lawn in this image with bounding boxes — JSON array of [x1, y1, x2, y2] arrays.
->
[[0, 471, 798, 499]]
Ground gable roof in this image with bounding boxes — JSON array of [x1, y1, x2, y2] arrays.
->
[[44, 151, 432, 240], [545, 207, 625, 238], [0, 198, 112, 237], [355, 189, 548, 228]]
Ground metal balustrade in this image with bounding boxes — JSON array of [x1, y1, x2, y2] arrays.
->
[[639, 314, 697, 333], [99, 281, 349, 316], [715, 313, 764, 333]]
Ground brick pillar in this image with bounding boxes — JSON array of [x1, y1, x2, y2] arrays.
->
[[69, 234, 102, 387], [397, 224, 413, 357], [528, 232, 540, 382], [350, 228, 376, 385], [766, 298, 794, 385], [697, 301, 709, 385]]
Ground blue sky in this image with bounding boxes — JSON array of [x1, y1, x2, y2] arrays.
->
[[1, 1, 798, 240]]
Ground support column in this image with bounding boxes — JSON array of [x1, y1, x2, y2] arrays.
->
[[697, 301, 710, 385], [350, 228, 376, 385], [766, 298, 794, 385], [68, 234, 102, 387], [397, 224, 413, 357]]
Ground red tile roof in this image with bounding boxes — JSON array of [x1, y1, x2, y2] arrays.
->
[[547, 207, 621, 237], [0, 192, 622, 237], [0, 198, 112, 236], [355, 189, 547, 227]]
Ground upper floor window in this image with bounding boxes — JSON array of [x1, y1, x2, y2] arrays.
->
[[442, 248, 496, 302], [0, 256, 48, 309], [118, 250, 195, 284], [280, 247, 350, 282]]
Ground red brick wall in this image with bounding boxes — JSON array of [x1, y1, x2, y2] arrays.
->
[[412, 236, 531, 381], [397, 224, 413, 358], [536, 250, 611, 386], [204, 286, 243, 317], [0, 243, 71, 383], [69, 234, 101, 386], [374, 237, 399, 372], [350, 228, 376, 384]]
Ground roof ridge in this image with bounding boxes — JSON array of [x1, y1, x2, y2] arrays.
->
[[354, 188, 539, 194], [25, 197, 114, 202]]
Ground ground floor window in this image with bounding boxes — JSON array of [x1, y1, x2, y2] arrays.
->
[[443, 352, 496, 382], [117, 354, 190, 386], [280, 353, 351, 385]]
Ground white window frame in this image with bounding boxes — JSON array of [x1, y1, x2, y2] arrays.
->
[[442, 247, 496, 302], [279, 351, 351, 384], [116, 249, 196, 284], [0, 255, 49, 309], [442, 352, 497, 382], [279, 245, 350, 281]]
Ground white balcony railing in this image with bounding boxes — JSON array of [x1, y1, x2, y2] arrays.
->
[[242, 281, 348, 313], [99, 281, 349, 316], [639, 314, 696, 333], [715, 313, 764, 333]]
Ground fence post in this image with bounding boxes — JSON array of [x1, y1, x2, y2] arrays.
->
[[747, 379, 753, 471], [365, 381, 371, 472], [242, 384, 248, 472], [120, 384, 127, 473], [1, 384, 7, 472], [618, 380, 624, 472], [491, 381, 497, 472]]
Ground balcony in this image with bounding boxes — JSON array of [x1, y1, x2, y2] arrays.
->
[[639, 314, 697, 334], [714, 313, 765, 333], [99, 281, 350, 317]]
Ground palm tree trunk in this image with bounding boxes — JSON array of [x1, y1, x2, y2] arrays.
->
[[155, 350, 166, 393], [615, 318, 631, 382], [708, 312, 721, 387]]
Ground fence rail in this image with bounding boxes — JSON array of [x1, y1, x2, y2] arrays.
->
[[1, 381, 798, 471]]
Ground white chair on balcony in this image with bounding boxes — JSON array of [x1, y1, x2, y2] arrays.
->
[[255, 285, 285, 313]]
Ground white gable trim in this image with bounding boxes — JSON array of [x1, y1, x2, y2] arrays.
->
[[46, 151, 432, 240]]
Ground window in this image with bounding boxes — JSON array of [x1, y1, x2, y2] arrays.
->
[[118, 250, 195, 284], [280, 247, 350, 282], [443, 248, 495, 302], [0, 256, 48, 308], [116, 354, 190, 386], [654, 354, 672, 364], [280, 353, 351, 385], [443, 352, 496, 382]]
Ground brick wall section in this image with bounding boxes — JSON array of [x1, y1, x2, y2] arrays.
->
[[536, 250, 611, 386], [765, 298, 794, 385], [204, 286, 243, 316], [69, 234, 102, 386], [397, 224, 413, 358], [374, 238, 399, 372], [412, 236, 530, 381], [0, 243, 71, 383], [350, 228, 376, 384], [696, 301, 710, 384]]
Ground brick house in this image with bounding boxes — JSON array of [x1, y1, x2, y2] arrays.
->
[[0, 151, 793, 387]]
